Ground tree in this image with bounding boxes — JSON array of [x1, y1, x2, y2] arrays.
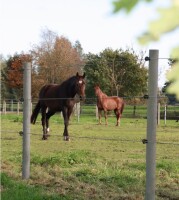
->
[[53, 36, 84, 81], [0, 55, 10, 99], [5, 53, 31, 99], [112, 0, 179, 99], [162, 81, 178, 104], [31, 28, 84, 98], [84, 53, 107, 98], [84, 48, 147, 98], [74, 40, 84, 59], [31, 28, 58, 84]]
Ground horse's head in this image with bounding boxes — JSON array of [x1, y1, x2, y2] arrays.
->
[[94, 85, 100, 96], [75, 72, 86, 101]]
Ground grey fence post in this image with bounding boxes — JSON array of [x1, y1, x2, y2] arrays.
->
[[22, 62, 31, 179], [145, 50, 158, 200]]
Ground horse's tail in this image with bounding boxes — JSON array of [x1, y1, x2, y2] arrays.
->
[[31, 101, 41, 124]]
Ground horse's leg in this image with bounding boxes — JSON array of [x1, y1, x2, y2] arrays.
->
[[41, 107, 48, 140], [104, 110, 108, 125], [114, 109, 121, 126], [46, 111, 55, 137], [66, 106, 74, 140], [62, 107, 70, 141], [98, 109, 102, 125]]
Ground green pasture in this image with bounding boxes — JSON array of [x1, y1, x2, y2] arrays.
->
[[1, 112, 179, 200]]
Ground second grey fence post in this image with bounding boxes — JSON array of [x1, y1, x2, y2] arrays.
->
[[145, 49, 159, 200], [22, 62, 31, 179]]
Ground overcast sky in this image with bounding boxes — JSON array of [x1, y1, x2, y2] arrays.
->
[[0, 0, 177, 86]]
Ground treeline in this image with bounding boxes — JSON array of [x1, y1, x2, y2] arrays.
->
[[1, 29, 84, 99], [1, 28, 176, 103]]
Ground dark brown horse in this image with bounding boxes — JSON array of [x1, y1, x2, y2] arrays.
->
[[94, 85, 124, 126], [31, 72, 86, 141]]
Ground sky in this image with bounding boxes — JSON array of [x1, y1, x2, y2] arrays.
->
[[0, 0, 177, 87]]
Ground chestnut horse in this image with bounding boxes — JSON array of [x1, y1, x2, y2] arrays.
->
[[94, 85, 124, 126], [31, 72, 86, 141]]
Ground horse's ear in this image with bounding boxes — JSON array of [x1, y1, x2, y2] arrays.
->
[[76, 72, 85, 78]]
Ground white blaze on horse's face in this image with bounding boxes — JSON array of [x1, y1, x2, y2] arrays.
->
[[79, 80, 85, 99], [79, 80, 83, 84], [76, 72, 86, 100]]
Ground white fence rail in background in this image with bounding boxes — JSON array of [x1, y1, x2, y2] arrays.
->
[[1, 101, 179, 123], [1, 100, 32, 115]]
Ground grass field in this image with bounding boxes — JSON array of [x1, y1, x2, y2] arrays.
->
[[1, 112, 179, 200]]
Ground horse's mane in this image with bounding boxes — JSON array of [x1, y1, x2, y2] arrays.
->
[[101, 90, 108, 97], [60, 75, 76, 87], [96, 86, 108, 98]]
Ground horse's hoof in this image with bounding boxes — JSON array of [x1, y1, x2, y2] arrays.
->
[[64, 136, 70, 141], [42, 137, 48, 140]]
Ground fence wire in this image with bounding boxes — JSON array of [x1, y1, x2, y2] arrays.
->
[[1, 129, 179, 146], [1, 97, 179, 146]]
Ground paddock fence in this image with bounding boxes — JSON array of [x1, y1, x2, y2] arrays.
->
[[1, 53, 179, 200], [1, 99, 179, 122]]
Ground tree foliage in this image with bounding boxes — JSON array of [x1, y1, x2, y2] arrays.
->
[[30, 28, 85, 98], [167, 62, 179, 100], [113, 0, 152, 13], [112, 0, 179, 99], [162, 80, 179, 104], [3, 54, 31, 99], [84, 48, 147, 98], [31, 28, 84, 98], [1, 55, 10, 99]]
